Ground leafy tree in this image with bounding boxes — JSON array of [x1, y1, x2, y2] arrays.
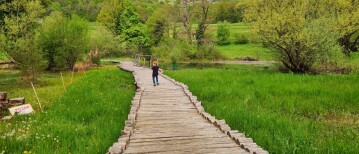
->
[[195, 0, 212, 47], [179, 0, 193, 44], [118, 6, 150, 53], [216, 21, 230, 45], [146, 6, 170, 46], [213, 2, 243, 23], [97, 0, 132, 34], [13, 38, 46, 82], [333, 0, 359, 56], [240, 0, 342, 73], [49, 0, 103, 22], [1, 0, 46, 81], [36, 12, 89, 71], [117, 6, 141, 34], [89, 25, 123, 57]]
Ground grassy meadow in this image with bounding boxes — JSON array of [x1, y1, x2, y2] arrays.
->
[[0, 66, 135, 153], [166, 66, 359, 153], [198, 23, 271, 61], [215, 44, 273, 61]]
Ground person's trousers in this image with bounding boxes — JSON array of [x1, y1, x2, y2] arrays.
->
[[152, 75, 159, 85]]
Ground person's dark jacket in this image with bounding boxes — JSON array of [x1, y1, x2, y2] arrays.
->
[[152, 66, 159, 76]]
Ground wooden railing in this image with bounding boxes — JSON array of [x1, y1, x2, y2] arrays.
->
[[133, 54, 158, 67]]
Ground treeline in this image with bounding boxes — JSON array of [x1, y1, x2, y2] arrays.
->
[[95, 0, 243, 63], [0, 0, 91, 82], [0, 0, 243, 81]]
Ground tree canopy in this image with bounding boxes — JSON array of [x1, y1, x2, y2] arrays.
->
[[239, 0, 343, 73]]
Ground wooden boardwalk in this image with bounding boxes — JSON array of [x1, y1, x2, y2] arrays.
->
[[108, 61, 267, 154]]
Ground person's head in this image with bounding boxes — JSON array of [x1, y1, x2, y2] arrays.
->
[[153, 61, 158, 66]]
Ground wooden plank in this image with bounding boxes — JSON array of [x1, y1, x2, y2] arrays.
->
[[8, 97, 25, 105], [124, 143, 244, 154]]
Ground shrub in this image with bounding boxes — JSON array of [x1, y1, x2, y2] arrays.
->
[[233, 33, 249, 44], [196, 45, 224, 60], [89, 25, 124, 58], [216, 21, 231, 45], [36, 12, 89, 71]]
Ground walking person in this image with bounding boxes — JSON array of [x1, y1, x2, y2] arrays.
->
[[152, 61, 162, 86]]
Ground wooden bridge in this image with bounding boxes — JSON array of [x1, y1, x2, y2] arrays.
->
[[108, 61, 268, 154]]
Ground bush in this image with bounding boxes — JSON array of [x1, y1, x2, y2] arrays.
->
[[151, 39, 195, 61], [196, 45, 224, 60], [36, 12, 89, 71], [216, 21, 231, 45], [233, 33, 249, 44], [91, 56, 101, 66], [89, 25, 124, 58]]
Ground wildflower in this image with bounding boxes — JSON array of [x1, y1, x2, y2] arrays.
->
[[23, 151, 32, 154]]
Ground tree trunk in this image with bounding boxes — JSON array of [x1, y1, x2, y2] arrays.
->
[[196, 0, 211, 47], [181, 0, 192, 44]]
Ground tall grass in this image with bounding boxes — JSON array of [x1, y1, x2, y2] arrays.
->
[[166, 66, 359, 153], [0, 67, 135, 153], [215, 44, 272, 60]]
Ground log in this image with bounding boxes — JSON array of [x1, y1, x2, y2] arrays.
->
[[8, 97, 25, 105], [0, 92, 6, 101]]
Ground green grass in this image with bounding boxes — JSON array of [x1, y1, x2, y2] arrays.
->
[[0, 66, 135, 153], [101, 57, 133, 61], [166, 66, 359, 153], [206, 22, 251, 35], [215, 44, 273, 60]]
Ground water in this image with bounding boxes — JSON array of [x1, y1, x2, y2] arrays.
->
[[159, 62, 226, 70]]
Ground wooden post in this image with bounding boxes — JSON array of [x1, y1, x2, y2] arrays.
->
[[31, 82, 43, 112], [60, 72, 66, 92], [150, 58, 152, 67], [138, 56, 140, 66], [144, 58, 146, 66], [81, 65, 87, 76], [0, 92, 6, 101], [71, 67, 75, 84]]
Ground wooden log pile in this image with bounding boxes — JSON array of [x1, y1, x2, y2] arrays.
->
[[0, 92, 25, 119]]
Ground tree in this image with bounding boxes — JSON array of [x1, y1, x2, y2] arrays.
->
[[97, 0, 128, 34], [179, 0, 193, 44], [146, 6, 170, 46], [117, 6, 141, 34], [217, 21, 230, 45], [213, 2, 243, 23], [37, 12, 89, 71], [89, 25, 122, 57], [1, 0, 46, 81], [49, 0, 103, 22], [240, 0, 342, 73], [13, 37, 46, 82], [333, 0, 359, 56], [118, 6, 150, 53], [195, 0, 212, 47]]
